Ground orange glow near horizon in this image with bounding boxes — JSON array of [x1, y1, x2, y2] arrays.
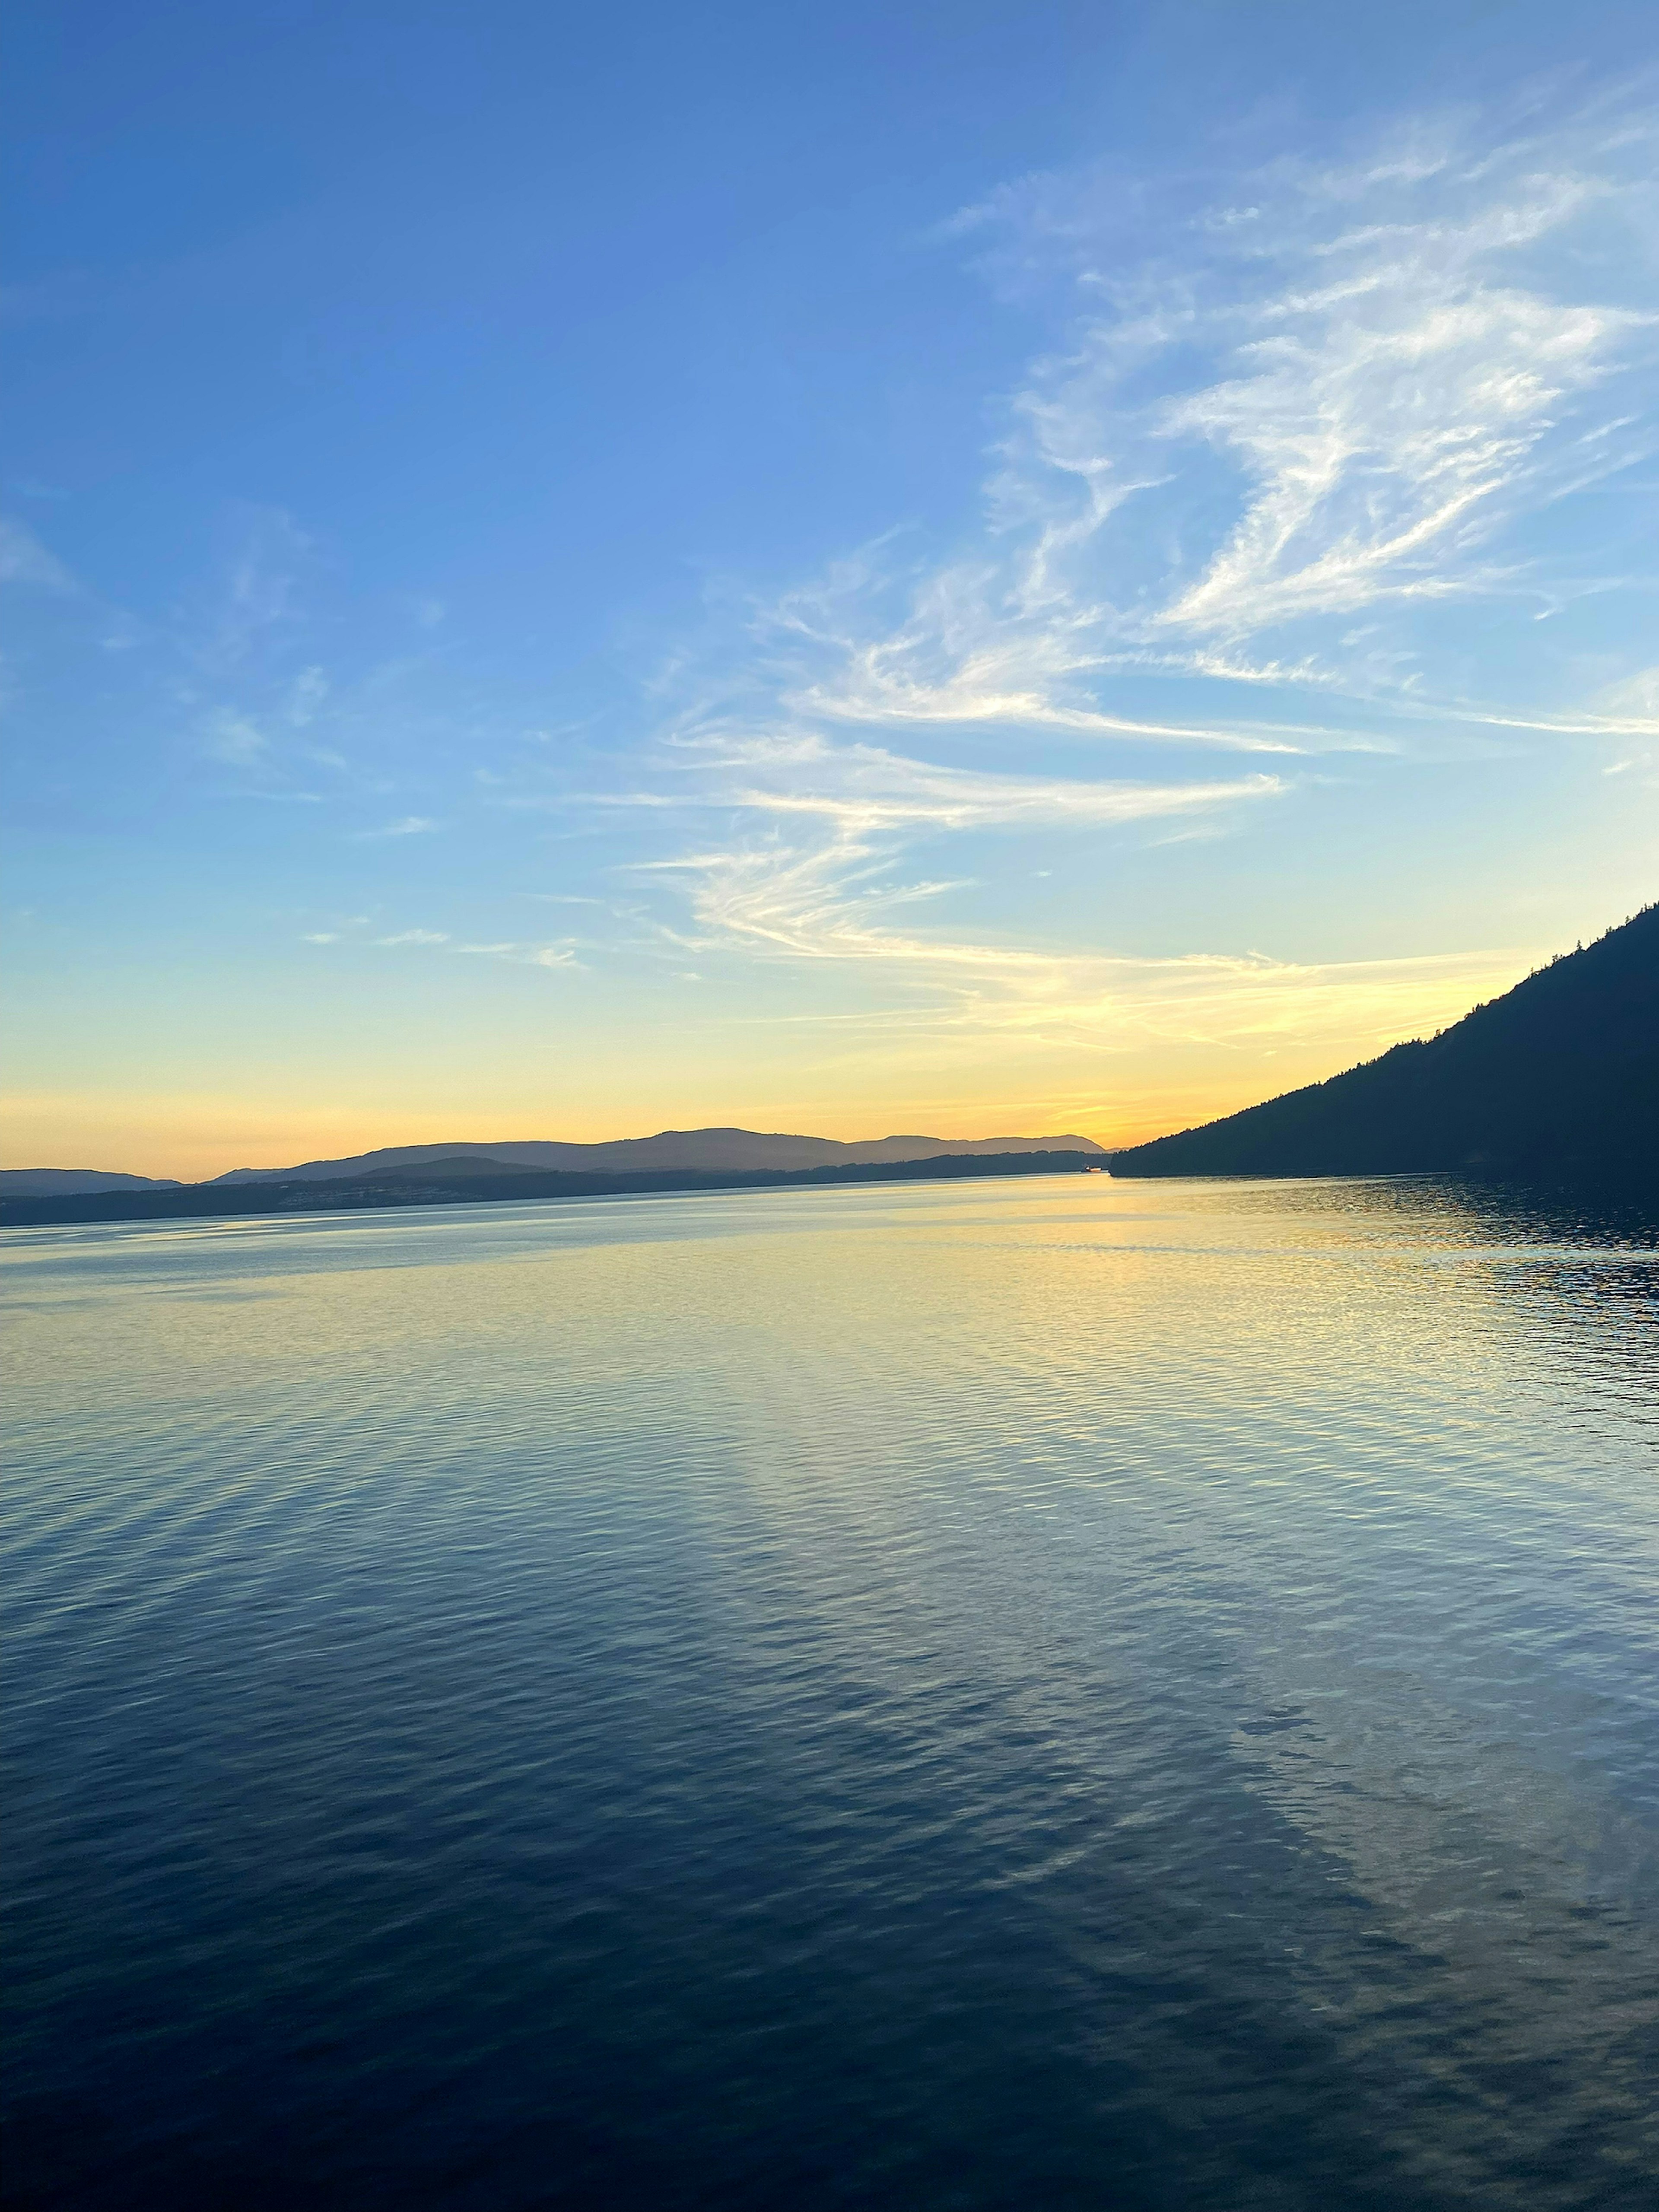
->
[[0, 936, 1546, 1180]]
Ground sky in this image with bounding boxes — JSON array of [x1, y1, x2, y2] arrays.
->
[[4, 0, 1657, 1178]]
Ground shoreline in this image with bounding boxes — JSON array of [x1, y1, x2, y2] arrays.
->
[[0, 1149, 1105, 1230]]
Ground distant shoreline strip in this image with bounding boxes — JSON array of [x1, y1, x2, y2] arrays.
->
[[0, 1151, 1108, 1229]]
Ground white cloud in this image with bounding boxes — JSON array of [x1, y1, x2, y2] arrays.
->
[[639, 820, 1536, 1063], [752, 95, 1656, 749], [353, 815, 439, 839], [1592, 664, 1659, 721], [649, 731, 1283, 833], [0, 517, 77, 592], [345, 929, 589, 969], [203, 710, 268, 766], [1154, 242, 1642, 639], [613, 731, 1282, 1015], [289, 666, 329, 725], [457, 939, 582, 970], [202, 508, 310, 674]]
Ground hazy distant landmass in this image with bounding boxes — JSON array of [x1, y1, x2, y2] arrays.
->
[[0, 1168, 184, 1196], [1112, 906, 1657, 1183], [0, 1128, 1105, 1213], [0, 1148, 1106, 1229], [208, 1128, 1108, 1185]]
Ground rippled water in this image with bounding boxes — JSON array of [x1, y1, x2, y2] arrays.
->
[[3, 1173, 1656, 2210]]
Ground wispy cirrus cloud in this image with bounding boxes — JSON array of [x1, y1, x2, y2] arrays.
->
[[578, 729, 1282, 990], [1150, 201, 1646, 640], [557, 86, 1654, 1060], [636, 818, 1535, 1068], [0, 517, 78, 593], [194, 507, 311, 677], [460, 941, 581, 968], [203, 709, 270, 766], [634, 731, 1284, 832], [747, 555, 1326, 750], [165, 87, 1655, 1085], [175, 512, 468, 809], [353, 815, 440, 839], [308, 922, 582, 970], [756, 91, 1659, 748]]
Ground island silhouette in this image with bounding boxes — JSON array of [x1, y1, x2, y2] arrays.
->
[[0, 1133, 1107, 1227]]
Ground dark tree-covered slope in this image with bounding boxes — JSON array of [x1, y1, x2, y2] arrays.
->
[[1111, 905, 1657, 1183]]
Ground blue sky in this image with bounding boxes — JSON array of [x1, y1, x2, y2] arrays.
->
[[4, 0, 1657, 1175]]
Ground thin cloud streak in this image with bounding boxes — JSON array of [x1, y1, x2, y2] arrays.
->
[[612, 733, 1284, 833], [0, 517, 78, 593], [353, 816, 440, 839]]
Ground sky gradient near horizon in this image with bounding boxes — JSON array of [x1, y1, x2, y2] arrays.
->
[[5, 0, 1658, 1179]]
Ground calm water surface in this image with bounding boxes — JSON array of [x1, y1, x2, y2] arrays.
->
[[3, 1173, 1656, 2209]]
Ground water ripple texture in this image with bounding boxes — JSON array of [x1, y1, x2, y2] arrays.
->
[[3, 1174, 1656, 2210]]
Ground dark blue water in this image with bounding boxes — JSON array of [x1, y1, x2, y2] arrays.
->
[[4, 1173, 1656, 2209]]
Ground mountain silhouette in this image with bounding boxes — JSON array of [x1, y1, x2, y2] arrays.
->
[[0, 1151, 1105, 1229], [1111, 905, 1657, 1184], [0, 1168, 183, 1196], [209, 1128, 1106, 1185]]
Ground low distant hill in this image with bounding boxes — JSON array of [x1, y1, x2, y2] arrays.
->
[[1111, 906, 1657, 1184], [211, 1127, 1106, 1185], [1, 1150, 1104, 1229], [0, 1168, 182, 1196]]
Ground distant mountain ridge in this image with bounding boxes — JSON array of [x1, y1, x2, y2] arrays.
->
[[0, 1168, 183, 1196], [0, 1128, 1106, 1198], [207, 1127, 1107, 1185], [1111, 906, 1657, 1183], [1, 1151, 1104, 1229]]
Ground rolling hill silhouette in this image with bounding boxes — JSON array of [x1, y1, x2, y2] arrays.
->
[[0, 1168, 182, 1196], [209, 1127, 1106, 1185], [0, 1150, 1103, 1229], [1111, 906, 1656, 1184]]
